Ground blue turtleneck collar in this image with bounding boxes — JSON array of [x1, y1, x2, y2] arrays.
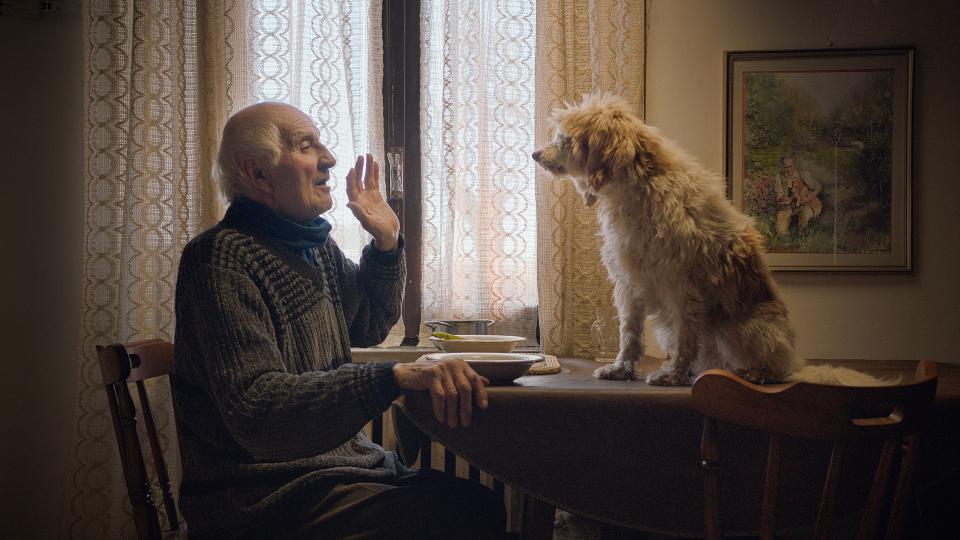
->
[[224, 198, 332, 252]]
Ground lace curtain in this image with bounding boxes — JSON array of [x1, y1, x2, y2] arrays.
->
[[420, 0, 540, 342], [417, 0, 645, 349], [245, 0, 386, 261], [65, 1, 382, 536], [535, 0, 646, 358], [66, 0, 644, 535]]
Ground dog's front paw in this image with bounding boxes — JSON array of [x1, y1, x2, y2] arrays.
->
[[593, 362, 638, 381], [645, 367, 693, 386]]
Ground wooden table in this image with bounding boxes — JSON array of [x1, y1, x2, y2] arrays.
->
[[395, 356, 960, 538]]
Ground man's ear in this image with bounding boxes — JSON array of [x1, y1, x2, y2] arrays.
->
[[242, 158, 273, 194]]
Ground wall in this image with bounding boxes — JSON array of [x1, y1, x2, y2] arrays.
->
[[645, 0, 960, 363], [0, 14, 84, 539]]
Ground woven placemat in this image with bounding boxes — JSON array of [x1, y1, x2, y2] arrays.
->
[[527, 354, 561, 375]]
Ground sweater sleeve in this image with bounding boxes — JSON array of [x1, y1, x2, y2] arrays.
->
[[333, 235, 406, 347], [176, 260, 401, 462]]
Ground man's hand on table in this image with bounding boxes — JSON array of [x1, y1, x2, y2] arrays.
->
[[392, 357, 490, 428]]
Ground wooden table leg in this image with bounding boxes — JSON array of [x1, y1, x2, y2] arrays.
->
[[519, 494, 555, 540], [391, 402, 426, 468]]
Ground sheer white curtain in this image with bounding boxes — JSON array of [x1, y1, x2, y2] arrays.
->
[[420, 0, 539, 342], [65, 1, 382, 536], [246, 0, 385, 260]]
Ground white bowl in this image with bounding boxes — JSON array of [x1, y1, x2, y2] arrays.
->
[[425, 352, 542, 384], [428, 334, 526, 353]]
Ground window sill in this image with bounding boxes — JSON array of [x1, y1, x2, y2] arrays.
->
[[350, 347, 433, 363], [350, 346, 542, 364]]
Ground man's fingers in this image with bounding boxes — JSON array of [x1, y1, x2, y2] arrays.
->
[[430, 376, 446, 424], [345, 165, 361, 201], [414, 361, 489, 429], [472, 373, 489, 410], [348, 156, 365, 197], [453, 370, 474, 427], [443, 372, 459, 429], [358, 155, 369, 190], [366, 154, 380, 191]]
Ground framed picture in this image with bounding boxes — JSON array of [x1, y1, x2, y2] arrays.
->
[[725, 48, 913, 271]]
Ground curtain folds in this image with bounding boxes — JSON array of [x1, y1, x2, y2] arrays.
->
[[534, 0, 645, 358], [67, 1, 383, 536], [67, 0, 644, 535], [66, 2, 209, 537]]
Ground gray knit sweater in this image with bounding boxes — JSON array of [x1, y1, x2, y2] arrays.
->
[[171, 201, 407, 539]]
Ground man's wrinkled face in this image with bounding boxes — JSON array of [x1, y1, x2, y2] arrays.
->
[[260, 106, 337, 222]]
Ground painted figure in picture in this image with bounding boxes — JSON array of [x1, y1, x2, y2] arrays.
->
[[774, 152, 823, 237]]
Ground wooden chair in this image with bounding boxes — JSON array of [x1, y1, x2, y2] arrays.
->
[[691, 361, 938, 540], [98, 339, 184, 539]]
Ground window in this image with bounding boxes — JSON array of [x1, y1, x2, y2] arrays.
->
[[249, 0, 539, 346], [249, 0, 385, 264], [385, 0, 539, 346]]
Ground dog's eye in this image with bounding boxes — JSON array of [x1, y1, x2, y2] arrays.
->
[[558, 135, 572, 146]]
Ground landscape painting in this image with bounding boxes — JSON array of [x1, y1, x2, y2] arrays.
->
[[726, 49, 912, 271]]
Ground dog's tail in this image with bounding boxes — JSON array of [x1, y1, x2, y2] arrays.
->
[[786, 363, 901, 387]]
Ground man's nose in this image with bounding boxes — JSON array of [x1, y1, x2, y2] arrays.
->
[[532, 150, 542, 162], [319, 152, 336, 169]]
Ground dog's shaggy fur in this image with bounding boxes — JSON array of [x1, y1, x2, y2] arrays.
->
[[533, 93, 881, 386]]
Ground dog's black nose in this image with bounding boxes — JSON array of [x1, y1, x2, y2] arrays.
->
[[531, 150, 542, 161]]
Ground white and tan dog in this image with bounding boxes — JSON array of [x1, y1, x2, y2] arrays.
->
[[533, 93, 880, 386]]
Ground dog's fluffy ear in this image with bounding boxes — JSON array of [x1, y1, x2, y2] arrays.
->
[[631, 126, 663, 178], [596, 113, 663, 180], [572, 130, 616, 200], [586, 170, 605, 204], [572, 177, 599, 207], [578, 107, 662, 190]]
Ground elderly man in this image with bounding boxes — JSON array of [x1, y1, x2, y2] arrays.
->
[[172, 102, 505, 539]]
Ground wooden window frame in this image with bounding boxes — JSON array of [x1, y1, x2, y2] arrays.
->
[[382, 0, 422, 346]]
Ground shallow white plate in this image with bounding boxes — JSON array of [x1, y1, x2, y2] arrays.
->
[[424, 352, 542, 383], [428, 334, 526, 353]]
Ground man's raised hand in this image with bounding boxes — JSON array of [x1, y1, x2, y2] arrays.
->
[[345, 154, 400, 252]]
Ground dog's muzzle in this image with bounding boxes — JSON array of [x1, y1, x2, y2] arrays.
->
[[532, 149, 565, 175]]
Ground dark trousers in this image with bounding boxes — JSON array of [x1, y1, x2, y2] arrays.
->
[[289, 470, 507, 539]]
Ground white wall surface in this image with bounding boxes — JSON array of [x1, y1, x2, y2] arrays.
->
[[645, 0, 960, 363]]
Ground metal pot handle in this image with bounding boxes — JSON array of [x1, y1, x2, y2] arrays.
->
[[423, 320, 455, 333]]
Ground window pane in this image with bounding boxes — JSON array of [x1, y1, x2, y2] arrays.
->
[[420, 0, 538, 342], [248, 0, 384, 262]]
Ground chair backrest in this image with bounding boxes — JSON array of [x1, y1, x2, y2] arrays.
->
[[97, 339, 180, 540], [691, 361, 938, 540]]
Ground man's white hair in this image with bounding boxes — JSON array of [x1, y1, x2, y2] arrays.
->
[[213, 104, 289, 202]]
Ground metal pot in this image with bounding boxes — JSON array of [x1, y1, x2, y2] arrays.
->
[[423, 319, 495, 336]]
